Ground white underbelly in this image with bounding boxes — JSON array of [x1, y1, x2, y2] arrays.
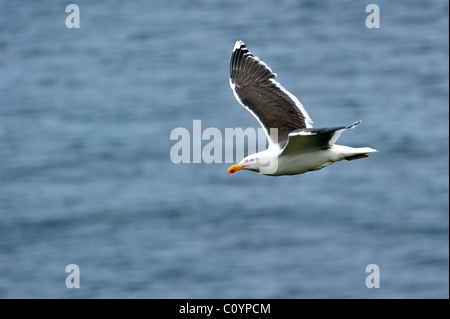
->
[[263, 149, 338, 176]]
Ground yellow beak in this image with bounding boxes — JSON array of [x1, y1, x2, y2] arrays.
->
[[228, 164, 246, 174]]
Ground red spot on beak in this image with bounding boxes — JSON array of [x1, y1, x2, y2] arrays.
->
[[228, 164, 245, 174]]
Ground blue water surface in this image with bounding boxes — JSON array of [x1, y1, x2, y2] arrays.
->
[[0, 0, 448, 298]]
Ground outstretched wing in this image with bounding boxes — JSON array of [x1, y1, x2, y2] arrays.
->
[[280, 121, 361, 156], [229, 40, 313, 148]]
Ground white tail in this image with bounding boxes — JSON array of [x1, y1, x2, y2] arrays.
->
[[332, 145, 377, 161]]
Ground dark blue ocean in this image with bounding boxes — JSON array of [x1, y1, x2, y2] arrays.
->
[[0, 0, 448, 298]]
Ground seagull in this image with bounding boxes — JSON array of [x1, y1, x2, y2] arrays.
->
[[227, 41, 377, 176]]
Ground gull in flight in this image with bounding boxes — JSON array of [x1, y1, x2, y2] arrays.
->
[[227, 41, 377, 176]]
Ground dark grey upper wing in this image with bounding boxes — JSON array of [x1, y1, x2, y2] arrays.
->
[[230, 41, 313, 148], [280, 121, 361, 156]]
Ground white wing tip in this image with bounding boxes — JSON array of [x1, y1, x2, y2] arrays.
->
[[233, 40, 245, 52]]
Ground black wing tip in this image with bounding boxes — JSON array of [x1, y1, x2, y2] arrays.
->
[[230, 40, 252, 76], [232, 40, 251, 58], [346, 120, 362, 129], [233, 40, 247, 52], [230, 40, 276, 82]]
